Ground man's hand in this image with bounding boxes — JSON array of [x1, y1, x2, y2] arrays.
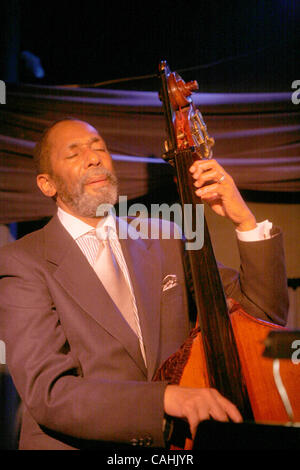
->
[[190, 159, 257, 231], [164, 385, 243, 439]]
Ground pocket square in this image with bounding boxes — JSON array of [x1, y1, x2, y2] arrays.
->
[[162, 274, 178, 292]]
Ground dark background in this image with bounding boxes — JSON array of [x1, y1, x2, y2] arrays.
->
[[1, 0, 299, 92]]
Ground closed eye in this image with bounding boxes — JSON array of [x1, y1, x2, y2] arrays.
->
[[66, 154, 78, 159]]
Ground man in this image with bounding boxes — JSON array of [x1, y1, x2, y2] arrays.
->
[[0, 119, 288, 450]]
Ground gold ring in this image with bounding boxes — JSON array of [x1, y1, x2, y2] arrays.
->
[[217, 174, 226, 184]]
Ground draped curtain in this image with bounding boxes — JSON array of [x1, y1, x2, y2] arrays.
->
[[0, 84, 299, 224]]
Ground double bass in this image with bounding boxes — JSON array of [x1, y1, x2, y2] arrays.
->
[[154, 61, 300, 449]]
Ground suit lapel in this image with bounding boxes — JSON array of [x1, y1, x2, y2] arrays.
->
[[118, 218, 162, 380], [43, 215, 147, 377]]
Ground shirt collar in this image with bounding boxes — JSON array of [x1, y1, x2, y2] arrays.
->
[[57, 206, 116, 241]]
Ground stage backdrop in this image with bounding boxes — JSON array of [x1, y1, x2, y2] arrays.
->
[[0, 84, 299, 224]]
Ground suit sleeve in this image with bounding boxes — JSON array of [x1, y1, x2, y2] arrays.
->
[[0, 247, 167, 448], [218, 227, 289, 326]]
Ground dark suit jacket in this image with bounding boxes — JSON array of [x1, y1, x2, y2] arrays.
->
[[0, 215, 288, 450]]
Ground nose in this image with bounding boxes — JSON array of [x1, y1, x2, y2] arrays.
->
[[82, 146, 102, 168]]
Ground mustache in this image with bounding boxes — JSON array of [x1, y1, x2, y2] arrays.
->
[[81, 167, 118, 186]]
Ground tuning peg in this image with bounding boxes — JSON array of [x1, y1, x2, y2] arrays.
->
[[185, 80, 199, 95]]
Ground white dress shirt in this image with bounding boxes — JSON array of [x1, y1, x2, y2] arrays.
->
[[236, 220, 272, 241], [57, 206, 147, 364]]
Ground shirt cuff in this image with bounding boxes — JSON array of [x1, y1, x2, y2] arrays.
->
[[236, 220, 273, 242]]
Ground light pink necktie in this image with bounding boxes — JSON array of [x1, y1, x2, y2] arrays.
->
[[78, 228, 146, 365], [93, 229, 140, 338]]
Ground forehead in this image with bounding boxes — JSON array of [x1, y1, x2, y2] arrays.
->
[[48, 120, 103, 151]]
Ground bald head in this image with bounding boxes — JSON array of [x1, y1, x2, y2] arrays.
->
[[33, 118, 98, 176]]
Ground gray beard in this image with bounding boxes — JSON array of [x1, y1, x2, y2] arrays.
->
[[53, 167, 118, 217]]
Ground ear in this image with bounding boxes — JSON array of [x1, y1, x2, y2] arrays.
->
[[36, 174, 57, 198]]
